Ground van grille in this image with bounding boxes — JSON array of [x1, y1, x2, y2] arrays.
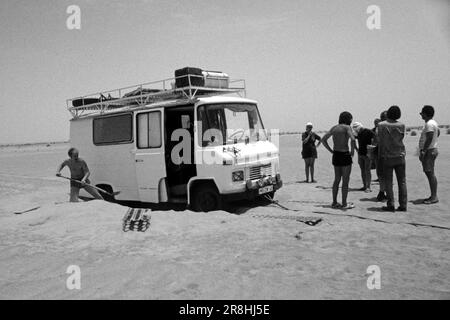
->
[[249, 164, 272, 180]]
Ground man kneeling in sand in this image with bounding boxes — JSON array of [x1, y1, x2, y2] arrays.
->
[[56, 148, 103, 202]]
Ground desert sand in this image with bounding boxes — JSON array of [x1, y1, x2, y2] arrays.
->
[[0, 134, 449, 299]]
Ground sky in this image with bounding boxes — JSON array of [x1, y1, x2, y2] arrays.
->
[[0, 0, 449, 144]]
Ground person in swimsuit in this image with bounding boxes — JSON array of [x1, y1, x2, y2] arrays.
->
[[56, 148, 104, 202], [322, 111, 356, 210], [301, 122, 321, 183]]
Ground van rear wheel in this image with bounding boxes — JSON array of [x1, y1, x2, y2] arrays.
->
[[97, 185, 115, 202], [192, 185, 221, 212]]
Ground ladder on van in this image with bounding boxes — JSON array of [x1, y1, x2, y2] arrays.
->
[[66, 74, 246, 118]]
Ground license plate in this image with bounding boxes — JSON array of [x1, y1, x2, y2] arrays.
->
[[258, 185, 273, 195]]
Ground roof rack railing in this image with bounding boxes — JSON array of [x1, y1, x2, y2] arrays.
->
[[67, 75, 246, 118]]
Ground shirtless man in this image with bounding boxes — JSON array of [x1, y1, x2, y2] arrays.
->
[[321, 111, 356, 209], [56, 148, 104, 202]]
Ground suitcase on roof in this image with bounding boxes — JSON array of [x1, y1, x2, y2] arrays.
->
[[202, 70, 229, 88], [174, 67, 204, 88]]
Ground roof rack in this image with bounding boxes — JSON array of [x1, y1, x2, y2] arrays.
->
[[67, 74, 246, 118]]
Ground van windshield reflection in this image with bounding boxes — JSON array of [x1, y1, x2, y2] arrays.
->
[[197, 103, 267, 147]]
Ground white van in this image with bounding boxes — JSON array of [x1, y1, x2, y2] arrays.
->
[[67, 71, 283, 211]]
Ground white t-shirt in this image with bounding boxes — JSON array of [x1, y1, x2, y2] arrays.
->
[[419, 119, 439, 150]]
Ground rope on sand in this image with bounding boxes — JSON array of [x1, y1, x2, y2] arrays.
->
[[312, 211, 450, 231], [247, 195, 322, 226], [250, 213, 323, 226], [263, 195, 450, 231]]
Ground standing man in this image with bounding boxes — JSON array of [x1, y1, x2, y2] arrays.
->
[[56, 147, 104, 202], [378, 106, 407, 212], [322, 111, 356, 210], [352, 122, 375, 193], [418, 105, 440, 204], [373, 111, 388, 201], [301, 122, 321, 183]]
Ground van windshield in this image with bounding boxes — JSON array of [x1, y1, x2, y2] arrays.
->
[[197, 103, 267, 147]]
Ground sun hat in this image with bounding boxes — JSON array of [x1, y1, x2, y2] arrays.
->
[[351, 122, 363, 133]]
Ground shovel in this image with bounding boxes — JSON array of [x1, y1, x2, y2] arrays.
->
[[58, 175, 120, 197]]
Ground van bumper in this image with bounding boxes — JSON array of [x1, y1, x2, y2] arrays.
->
[[222, 174, 283, 202]]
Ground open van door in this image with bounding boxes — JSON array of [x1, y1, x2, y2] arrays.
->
[[133, 108, 166, 202]]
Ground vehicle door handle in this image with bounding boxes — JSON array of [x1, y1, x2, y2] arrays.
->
[[135, 159, 144, 163]]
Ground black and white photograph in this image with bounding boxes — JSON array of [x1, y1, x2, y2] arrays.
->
[[0, 0, 449, 303]]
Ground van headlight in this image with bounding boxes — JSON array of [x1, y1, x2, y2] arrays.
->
[[232, 170, 244, 182]]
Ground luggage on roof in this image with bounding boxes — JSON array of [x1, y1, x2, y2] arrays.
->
[[202, 70, 229, 89], [174, 67, 204, 88]]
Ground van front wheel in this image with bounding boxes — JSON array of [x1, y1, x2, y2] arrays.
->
[[192, 185, 221, 212]]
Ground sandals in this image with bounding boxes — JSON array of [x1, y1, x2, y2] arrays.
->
[[341, 203, 355, 210], [331, 202, 355, 210], [423, 199, 439, 205], [331, 202, 342, 209]]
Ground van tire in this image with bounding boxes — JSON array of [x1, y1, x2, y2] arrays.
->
[[191, 185, 221, 212], [97, 184, 115, 202]]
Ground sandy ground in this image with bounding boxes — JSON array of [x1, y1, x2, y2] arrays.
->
[[0, 135, 449, 299]]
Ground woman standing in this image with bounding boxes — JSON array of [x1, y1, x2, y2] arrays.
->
[[301, 122, 321, 183]]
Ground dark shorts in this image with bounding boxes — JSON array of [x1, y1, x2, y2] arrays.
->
[[302, 148, 317, 159], [332, 151, 352, 167], [358, 154, 371, 169], [421, 148, 438, 172], [70, 178, 90, 189]]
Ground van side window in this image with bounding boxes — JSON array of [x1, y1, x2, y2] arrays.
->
[[137, 111, 162, 149], [93, 114, 132, 145]]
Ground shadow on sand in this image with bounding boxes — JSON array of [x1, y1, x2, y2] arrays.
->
[[315, 186, 367, 192], [409, 199, 427, 205], [81, 196, 274, 215], [359, 197, 380, 202], [367, 206, 387, 212]]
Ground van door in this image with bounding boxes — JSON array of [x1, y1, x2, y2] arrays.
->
[[134, 109, 165, 202]]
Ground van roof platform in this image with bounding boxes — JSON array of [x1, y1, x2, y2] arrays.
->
[[67, 74, 246, 118]]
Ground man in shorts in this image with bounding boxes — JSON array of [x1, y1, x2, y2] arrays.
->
[[56, 148, 104, 202], [322, 111, 356, 210], [418, 105, 440, 204]]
